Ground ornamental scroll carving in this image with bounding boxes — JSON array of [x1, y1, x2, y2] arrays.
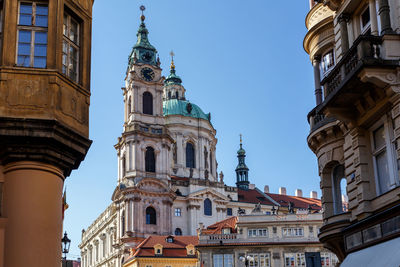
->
[[360, 68, 400, 93]]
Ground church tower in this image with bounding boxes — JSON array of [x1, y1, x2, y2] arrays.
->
[[235, 136, 249, 190], [113, 6, 175, 251]]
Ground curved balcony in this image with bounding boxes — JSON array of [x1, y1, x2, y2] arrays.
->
[[304, 3, 334, 59]]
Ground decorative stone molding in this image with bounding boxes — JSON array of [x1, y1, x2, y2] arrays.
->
[[359, 68, 400, 93]]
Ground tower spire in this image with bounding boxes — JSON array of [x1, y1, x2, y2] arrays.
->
[[235, 134, 249, 190], [164, 50, 182, 87], [127, 5, 158, 69]]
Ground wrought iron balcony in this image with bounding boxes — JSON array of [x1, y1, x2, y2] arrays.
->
[[321, 35, 385, 100]]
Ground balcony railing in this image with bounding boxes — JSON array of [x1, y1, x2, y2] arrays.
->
[[307, 106, 336, 132], [321, 35, 383, 100]]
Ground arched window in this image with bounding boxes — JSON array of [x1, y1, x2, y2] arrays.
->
[[175, 228, 182, 236], [332, 165, 348, 214], [175, 91, 179, 99], [204, 198, 212, 216], [210, 151, 213, 174], [121, 211, 125, 236], [146, 206, 156, 224], [168, 91, 171, 99], [145, 147, 155, 172], [143, 92, 153, 115], [127, 96, 132, 114], [186, 142, 195, 168]]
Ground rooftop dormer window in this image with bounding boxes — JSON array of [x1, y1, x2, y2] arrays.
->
[[166, 236, 174, 243]]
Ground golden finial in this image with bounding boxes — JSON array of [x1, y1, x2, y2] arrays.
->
[[240, 134, 242, 144], [170, 50, 175, 70], [140, 5, 146, 21]]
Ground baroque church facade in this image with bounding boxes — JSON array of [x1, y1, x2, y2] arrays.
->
[[79, 10, 321, 267]]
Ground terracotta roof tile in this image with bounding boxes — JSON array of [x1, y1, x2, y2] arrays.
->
[[266, 193, 321, 210], [129, 235, 198, 259], [203, 216, 238, 234], [237, 189, 275, 205]]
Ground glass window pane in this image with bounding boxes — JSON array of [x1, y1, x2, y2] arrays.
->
[[34, 44, 46, 57], [376, 150, 391, 193], [373, 126, 385, 150], [36, 5, 48, 16], [34, 56, 46, 68], [70, 19, 79, 44], [19, 14, 32, 25], [17, 55, 30, 67], [35, 15, 48, 27], [63, 14, 68, 36], [361, 7, 370, 28], [19, 30, 31, 43], [35, 32, 47, 44], [224, 254, 234, 267], [18, 43, 31, 55], [213, 255, 223, 267], [20, 3, 33, 14]]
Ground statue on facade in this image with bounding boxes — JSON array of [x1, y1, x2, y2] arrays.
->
[[252, 202, 262, 213], [219, 171, 224, 183]]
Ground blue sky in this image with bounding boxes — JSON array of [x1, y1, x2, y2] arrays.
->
[[64, 0, 318, 258]]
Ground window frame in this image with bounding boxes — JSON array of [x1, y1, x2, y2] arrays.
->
[[16, 1, 48, 68], [174, 208, 181, 217], [320, 49, 335, 77], [204, 198, 212, 216], [145, 206, 157, 225], [62, 9, 80, 82], [282, 227, 304, 237], [370, 115, 399, 195], [360, 5, 371, 34], [186, 142, 195, 168]]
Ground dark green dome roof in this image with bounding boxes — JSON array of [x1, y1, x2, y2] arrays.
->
[[163, 99, 211, 121]]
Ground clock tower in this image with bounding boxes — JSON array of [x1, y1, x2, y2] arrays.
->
[[113, 7, 175, 252]]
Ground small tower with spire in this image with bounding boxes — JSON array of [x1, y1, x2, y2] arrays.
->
[[236, 134, 250, 190], [163, 51, 186, 100]]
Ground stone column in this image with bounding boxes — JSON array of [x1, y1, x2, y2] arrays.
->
[[378, 0, 393, 34], [369, 0, 379, 35], [3, 162, 64, 267], [338, 13, 350, 54], [312, 56, 323, 105]]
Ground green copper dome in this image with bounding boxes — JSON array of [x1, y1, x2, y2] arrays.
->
[[163, 99, 211, 122]]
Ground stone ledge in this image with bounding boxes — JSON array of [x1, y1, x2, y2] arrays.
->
[[0, 117, 92, 177]]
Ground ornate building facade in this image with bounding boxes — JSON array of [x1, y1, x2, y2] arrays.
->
[[0, 0, 94, 267], [197, 213, 338, 267], [80, 9, 323, 267], [304, 0, 400, 265]]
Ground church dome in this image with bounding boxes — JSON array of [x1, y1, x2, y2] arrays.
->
[[163, 99, 211, 122]]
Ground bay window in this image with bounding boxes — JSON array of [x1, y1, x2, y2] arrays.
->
[[63, 11, 80, 82], [17, 2, 48, 68]]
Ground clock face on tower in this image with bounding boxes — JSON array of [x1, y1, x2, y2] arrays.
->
[[140, 67, 155, 82]]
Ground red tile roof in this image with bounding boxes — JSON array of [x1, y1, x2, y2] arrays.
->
[[237, 189, 275, 205], [129, 235, 198, 259], [201, 216, 238, 234], [266, 193, 321, 210]]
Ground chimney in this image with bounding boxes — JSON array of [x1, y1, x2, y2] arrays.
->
[[264, 185, 270, 193], [279, 187, 286, 195], [249, 184, 255, 190], [310, 191, 318, 199], [295, 189, 303, 197]]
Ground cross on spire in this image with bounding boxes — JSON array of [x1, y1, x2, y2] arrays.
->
[[240, 134, 242, 145], [170, 50, 175, 70]]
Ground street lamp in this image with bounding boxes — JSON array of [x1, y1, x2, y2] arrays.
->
[[61, 231, 71, 260], [239, 255, 254, 267]]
